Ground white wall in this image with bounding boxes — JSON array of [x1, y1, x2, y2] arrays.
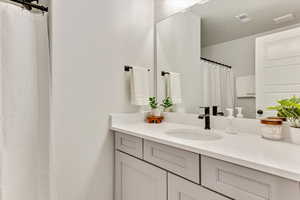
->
[[202, 24, 300, 118], [50, 0, 154, 200], [156, 12, 201, 113]]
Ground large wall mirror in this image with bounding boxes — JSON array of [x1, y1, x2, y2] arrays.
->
[[156, 0, 300, 119]]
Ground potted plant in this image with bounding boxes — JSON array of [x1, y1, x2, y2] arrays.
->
[[161, 97, 173, 112], [149, 97, 161, 117], [268, 96, 300, 144]]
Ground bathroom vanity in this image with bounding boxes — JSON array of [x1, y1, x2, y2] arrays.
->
[[111, 113, 300, 200]]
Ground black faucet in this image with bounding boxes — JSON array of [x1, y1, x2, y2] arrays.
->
[[198, 107, 210, 130]]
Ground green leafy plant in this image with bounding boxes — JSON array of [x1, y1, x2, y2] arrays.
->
[[149, 97, 158, 109], [161, 97, 173, 111], [268, 96, 300, 127]]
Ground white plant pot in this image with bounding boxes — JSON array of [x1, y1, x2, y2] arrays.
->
[[151, 108, 161, 117], [290, 127, 300, 145], [287, 118, 300, 128]]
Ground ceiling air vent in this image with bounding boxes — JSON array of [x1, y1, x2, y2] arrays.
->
[[236, 13, 251, 23], [273, 14, 295, 24]]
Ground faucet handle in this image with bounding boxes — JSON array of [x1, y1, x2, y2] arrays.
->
[[217, 112, 224, 116], [199, 106, 210, 115], [198, 115, 204, 119], [212, 106, 218, 116]]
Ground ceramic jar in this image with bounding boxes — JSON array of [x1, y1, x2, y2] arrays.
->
[[260, 119, 283, 140]]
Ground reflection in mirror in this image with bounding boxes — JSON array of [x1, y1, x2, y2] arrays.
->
[[156, 0, 300, 118]]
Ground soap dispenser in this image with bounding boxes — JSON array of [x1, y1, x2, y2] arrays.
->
[[226, 108, 237, 134], [236, 107, 244, 118], [226, 108, 234, 119]]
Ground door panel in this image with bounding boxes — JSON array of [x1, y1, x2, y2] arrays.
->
[[256, 27, 300, 117]]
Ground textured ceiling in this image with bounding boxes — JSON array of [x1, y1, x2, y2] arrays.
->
[[191, 0, 300, 46]]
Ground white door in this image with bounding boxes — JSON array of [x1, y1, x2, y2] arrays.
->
[[168, 173, 229, 200], [115, 151, 167, 200], [256, 27, 300, 117]]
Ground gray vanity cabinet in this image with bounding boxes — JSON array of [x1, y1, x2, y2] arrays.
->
[[115, 151, 167, 200], [114, 132, 300, 200], [168, 173, 230, 200]]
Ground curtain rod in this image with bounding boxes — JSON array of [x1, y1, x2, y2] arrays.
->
[[8, 0, 48, 12], [200, 57, 232, 69]]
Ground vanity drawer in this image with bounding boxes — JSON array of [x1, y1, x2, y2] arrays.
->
[[201, 156, 300, 200], [115, 132, 143, 159], [144, 140, 200, 183]]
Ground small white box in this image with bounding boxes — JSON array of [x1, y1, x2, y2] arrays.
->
[[236, 75, 256, 98]]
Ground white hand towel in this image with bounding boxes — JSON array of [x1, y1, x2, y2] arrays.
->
[[130, 67, 150, 106], [167, 72, 182, 104]]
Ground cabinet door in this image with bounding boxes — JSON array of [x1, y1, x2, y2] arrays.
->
[[115, 151, 167, 200], [168, 173, 229, 200]]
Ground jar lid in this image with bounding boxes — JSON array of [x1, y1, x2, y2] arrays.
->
[[267, 116, 287, 121], [260, 118, 283, 125]]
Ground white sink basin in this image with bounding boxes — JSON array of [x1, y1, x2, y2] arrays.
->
[[165, 128, 222, 141]]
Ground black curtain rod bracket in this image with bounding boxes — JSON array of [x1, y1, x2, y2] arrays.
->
[[161, 71, 170, 76], [200, 57, 232, 69], [124, 65, 150, 72]]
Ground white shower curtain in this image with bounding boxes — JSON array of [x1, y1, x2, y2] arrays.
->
[[201, 60, 234, 113], [0, 2, 50, 200]]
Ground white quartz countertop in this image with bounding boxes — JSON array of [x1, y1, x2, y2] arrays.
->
[[111, 121, 300, 182]]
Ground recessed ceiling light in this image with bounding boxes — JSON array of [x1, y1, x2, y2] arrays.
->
[[197, 0, 211, 5], [273, 14, 295, 24], [236, 13, 252, 23]]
